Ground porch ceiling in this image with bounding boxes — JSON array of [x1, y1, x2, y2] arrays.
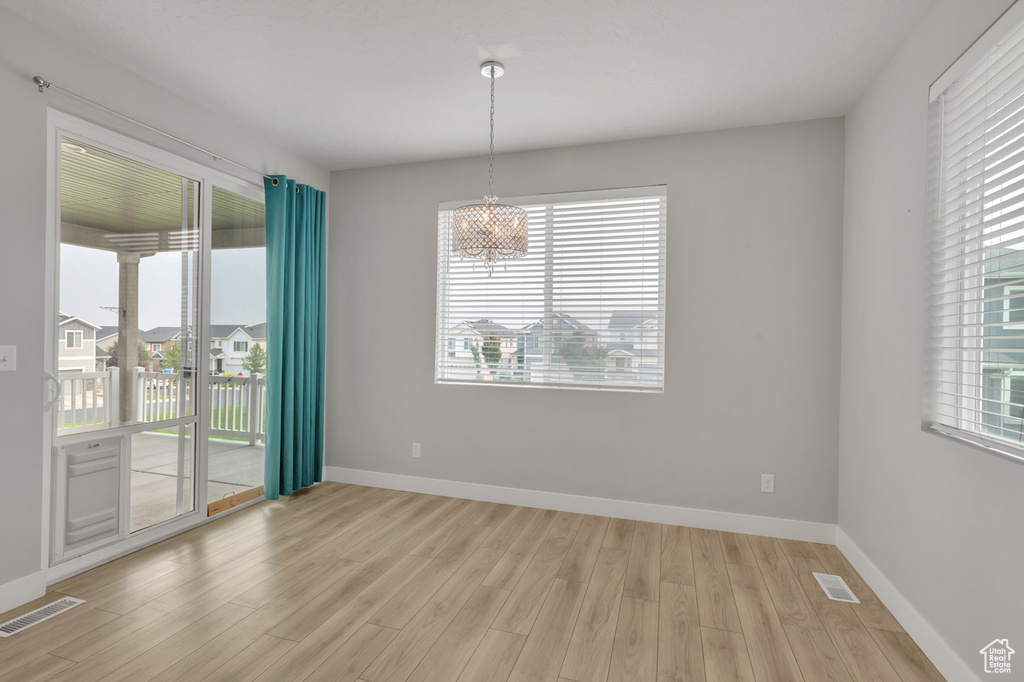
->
[[60, 138, 265, 253]]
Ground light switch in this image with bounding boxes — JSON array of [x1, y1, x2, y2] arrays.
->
[[0, 346, 16, 372]]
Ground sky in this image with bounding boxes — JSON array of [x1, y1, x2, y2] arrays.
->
[[60, 244, 266, 330]]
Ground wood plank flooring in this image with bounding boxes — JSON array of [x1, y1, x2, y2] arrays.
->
[[0, 482, 945, 681]]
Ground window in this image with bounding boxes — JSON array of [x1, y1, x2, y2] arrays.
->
[[234, 341, 248, 352], [929, 3, 1024, 461], [65, 330, 83, 349], [151, 343, 161, 352], [995, 283, 1024, 328], [436, 186, 666, 391]]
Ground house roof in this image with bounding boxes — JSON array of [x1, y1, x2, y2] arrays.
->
[[210, 325, 247, 340], [139, 327, 183, 343], [97, 323, 267, 344], [553, 312, 591, 331], [465, 319, 515, 338], [57, 313, 100, 330], [209, 323, 266, 341], [608, 311, 658, 330], [521, 313, 593, 334], [245, 322, 266, 339]]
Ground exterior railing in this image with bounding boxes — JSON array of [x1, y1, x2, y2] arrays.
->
[[135, 370, 184, 423], [55, 368, 120, 434], [57, 368, 265, 445], [208, 373, 266, 444]]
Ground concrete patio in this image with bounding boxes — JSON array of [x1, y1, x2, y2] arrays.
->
[[129, 431, 263, 531]]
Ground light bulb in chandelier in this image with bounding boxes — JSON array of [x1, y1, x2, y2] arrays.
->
[[451, 61, 528, 274]]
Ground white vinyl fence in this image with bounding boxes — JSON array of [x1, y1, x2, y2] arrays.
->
[[55, 368, 120, 435], [57, 368, 265, 444]]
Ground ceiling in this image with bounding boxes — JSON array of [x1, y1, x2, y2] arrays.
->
[[61, 138, 265, 253], [3, 0, 934, 172]]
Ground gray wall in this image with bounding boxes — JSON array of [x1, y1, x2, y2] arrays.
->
[[840, 0, 1024, 672], [0, 8, 327, 591], [328, 118, 845, 524]]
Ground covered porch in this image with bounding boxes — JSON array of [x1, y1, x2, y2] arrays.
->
[[129, 433, 263, 531]]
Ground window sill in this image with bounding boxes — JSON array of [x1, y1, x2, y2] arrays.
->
[[927, 422, 1024, 467]]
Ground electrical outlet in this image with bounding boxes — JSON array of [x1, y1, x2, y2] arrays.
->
[[0, 346, 15, 372], [761, 474, 775, 493], [412, 442, 421, 458]]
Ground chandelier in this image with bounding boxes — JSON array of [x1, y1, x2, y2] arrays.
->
[[452, 61, 528, 273]]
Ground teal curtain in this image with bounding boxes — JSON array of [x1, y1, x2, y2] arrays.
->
[[264, 175, 327, 499]]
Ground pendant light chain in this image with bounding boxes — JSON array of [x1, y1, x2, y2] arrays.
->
[[450, 60, 529, 271], [488, 65, 495, 198]]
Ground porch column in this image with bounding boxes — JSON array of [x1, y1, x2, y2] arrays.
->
[[117, 252, 140, 424]]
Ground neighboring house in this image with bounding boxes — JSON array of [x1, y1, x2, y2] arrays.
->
[[606, 311, 662, 385], [980, 251, 1024, 441], [445, 319, 516, 380], [96, 325, 168, 372], [98, 322, 267, 375], [95, 346, 110, 372], [94, 326, 118, 353], [501, 312, 662, 384], [57, 312, 100, 373], [140, 327, 185, 356], [138, 327, 183, 372], [512, 313, 599, 382], [210, 323, 266, 376]]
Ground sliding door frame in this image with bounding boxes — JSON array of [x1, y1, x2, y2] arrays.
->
[[41, 109, 266, 582]]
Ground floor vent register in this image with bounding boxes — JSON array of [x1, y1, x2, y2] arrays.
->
[[0, 597, 85, 637]]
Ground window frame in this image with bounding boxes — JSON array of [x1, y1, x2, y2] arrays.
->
[[435, 185, 667, 393], [927, 2, 1024, 465], [65, 330, 83, 349]]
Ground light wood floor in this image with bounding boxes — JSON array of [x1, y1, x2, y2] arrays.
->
[[0, 482, 945, 681]]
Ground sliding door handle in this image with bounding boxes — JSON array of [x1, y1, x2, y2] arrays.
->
[[44, 371, 63, 409]]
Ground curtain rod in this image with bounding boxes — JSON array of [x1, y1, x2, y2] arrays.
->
[[32, 75, 274, 182]]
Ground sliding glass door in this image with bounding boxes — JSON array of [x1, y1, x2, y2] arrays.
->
[[206, 186, 267, 513], [57, 136, 200, 533], [47, 113, 267, 564]]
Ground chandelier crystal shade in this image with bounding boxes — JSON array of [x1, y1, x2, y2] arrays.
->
[[452, 61, 528, 272]]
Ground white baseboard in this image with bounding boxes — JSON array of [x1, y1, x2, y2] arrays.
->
[[835, 527, 979, 682], [0, 570, 47, 616], [323, 466, 836, 544]]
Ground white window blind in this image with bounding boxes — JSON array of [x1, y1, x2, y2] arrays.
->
[[930, 7, 1024, 462], [436, 186, 666, 392]]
